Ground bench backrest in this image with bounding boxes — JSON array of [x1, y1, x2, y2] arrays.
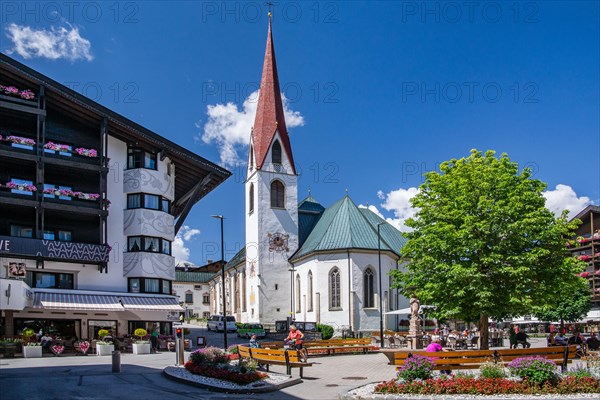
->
[[286, 349, 304, 363], [393, 345, 577, 366], [259, 341, 284, 349], [249, 347, 287, 361], [237, 345, 252, 359]]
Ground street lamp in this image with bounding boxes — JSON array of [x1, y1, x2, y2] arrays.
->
[[288, 266, 295, 324], [377, 221, 385, 348], [211, 215, 227, 350]]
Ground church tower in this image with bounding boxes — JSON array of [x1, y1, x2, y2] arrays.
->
[[245, 18, 299, 323]]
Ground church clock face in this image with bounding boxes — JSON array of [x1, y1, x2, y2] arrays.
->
[[268, 232, 289, 253]]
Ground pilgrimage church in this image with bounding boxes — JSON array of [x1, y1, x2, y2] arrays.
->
[[208, 19, 409, 334]]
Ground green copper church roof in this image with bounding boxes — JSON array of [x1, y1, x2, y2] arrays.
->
[[298, 194, 325, 247], [225, 247, 246, 269], [290, 196, 406, 262]]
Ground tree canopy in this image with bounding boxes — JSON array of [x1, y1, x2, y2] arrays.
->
[[391, 150, 584, 348], [533, 278, 591, 325]]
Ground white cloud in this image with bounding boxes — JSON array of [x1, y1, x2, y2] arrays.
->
[[358, 187, 420, 232], [5, 23, 93, 62], [200, 90, 304, 166], [172, 226, 201, 264], [544, 184, 591, 217], [365, 187, 419, 232]]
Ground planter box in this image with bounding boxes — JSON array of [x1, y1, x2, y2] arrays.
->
[[132, 343, 151, 355], [96, 344, 114, 356], [1, 343, 16, 358], [23, 345, 42, 358]]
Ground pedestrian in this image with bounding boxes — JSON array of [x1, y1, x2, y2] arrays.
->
[[150, 329, 159, 352], [509, 325, 517, 349]]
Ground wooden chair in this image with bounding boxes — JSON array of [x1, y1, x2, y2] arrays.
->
[[468, 336, 479, 350]]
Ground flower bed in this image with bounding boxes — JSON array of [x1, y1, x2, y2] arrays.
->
[[185, 346, 267, 385], [374, 356, 600, 395]]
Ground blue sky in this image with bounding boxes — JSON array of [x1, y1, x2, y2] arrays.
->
[[2, 1, 598, 265]]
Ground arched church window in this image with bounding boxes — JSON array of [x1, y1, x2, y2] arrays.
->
[[249, 145, 254, 169], [249, 183, 254, 213], [307, 270, 313, 312], [296, 274, 301, 312], [329, 268, 341, 309], [270, 180, 285, 208], [363, 268, 375, 308], [272, 140, 282, 164]]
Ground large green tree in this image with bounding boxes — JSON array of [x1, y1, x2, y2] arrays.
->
[[533, 278, 591, 330], [391, 150, 584, 349]]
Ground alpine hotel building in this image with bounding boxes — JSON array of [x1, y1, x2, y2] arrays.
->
[[0, 54, 230, 339]]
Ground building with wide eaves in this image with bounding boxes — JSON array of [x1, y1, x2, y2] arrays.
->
[[0, 54, 230, 339]]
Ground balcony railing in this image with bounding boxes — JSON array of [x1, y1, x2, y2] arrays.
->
[[0, 235, 110, 263]]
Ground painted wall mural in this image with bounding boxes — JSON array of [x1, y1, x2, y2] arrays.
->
[[123, 169, 174, 200], [123, 252, 175, 280], [123, 209, 174, 239]]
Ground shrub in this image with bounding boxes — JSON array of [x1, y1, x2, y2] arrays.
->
[[507, 356, 558, 387], [134, 328, 147, 340], [565, 364, 594, 379], [97, 329, 110, 339], [316, 324, 334, 340], [479, 361, 507, 379], [189, 346, 229, 366], [396, 355, 434, 382], [227, 344, 239, 354]]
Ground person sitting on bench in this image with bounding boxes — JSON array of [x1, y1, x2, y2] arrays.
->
[[586, 333, 600, 351], [515, 331, 531, 348]]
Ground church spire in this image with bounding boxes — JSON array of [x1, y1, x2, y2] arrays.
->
[[251, 17, 296, 174]]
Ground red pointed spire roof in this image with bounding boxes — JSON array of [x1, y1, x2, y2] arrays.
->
[[251, 18, 296, 174]]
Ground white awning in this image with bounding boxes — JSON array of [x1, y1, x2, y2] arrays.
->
[[580, 310, 600, 322], [34, 292, 124, 311], [384, 305, 436, 315], [120, 296, 183, 311]]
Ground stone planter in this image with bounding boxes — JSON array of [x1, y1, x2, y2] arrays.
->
[[132, 343, 151, 354], [23, 345, 43, 358], [96, 343, 114, 356]]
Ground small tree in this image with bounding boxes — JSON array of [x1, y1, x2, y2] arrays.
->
[[534, 278, 591, 331], [391, 150, 584, 349]]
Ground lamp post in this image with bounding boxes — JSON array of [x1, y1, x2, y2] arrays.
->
[[211, 215, 227, 350], [377, 221, 385, 348], [288, 266, 295, 325]]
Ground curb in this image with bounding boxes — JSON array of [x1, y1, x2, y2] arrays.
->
[[162, 366, 302, 394]]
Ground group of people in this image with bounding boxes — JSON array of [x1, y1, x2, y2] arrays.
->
[[547, 331, 600, 350]]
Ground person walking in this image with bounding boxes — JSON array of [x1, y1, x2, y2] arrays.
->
[[509, 325, 517, 349], [150, 330, 159, 352]]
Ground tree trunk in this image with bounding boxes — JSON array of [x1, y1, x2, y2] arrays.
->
[[479, 314, 489, 350]]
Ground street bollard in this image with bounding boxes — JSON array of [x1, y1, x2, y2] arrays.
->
[[112, 350, 121, 373]]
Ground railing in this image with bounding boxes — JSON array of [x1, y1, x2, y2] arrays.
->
[[0, 235, 110, 263]]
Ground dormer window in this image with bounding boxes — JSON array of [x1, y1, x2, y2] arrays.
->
[[272, 140, 282, 164]]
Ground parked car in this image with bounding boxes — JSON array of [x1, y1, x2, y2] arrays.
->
[[207, 315, 237, 332], [237, 323, 266, 338]]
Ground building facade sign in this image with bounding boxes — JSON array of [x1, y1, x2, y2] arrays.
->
[[0, 236, 110, 263]]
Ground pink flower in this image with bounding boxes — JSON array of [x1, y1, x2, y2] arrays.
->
[[20, 89, 35, 100], [580, 272, 590, 278]]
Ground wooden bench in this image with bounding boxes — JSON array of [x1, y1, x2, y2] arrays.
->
[[391, 345, 578, 371], [237, 345, 312, 378], [259, 338, 374, 356], [303, 338, 374, 355]]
